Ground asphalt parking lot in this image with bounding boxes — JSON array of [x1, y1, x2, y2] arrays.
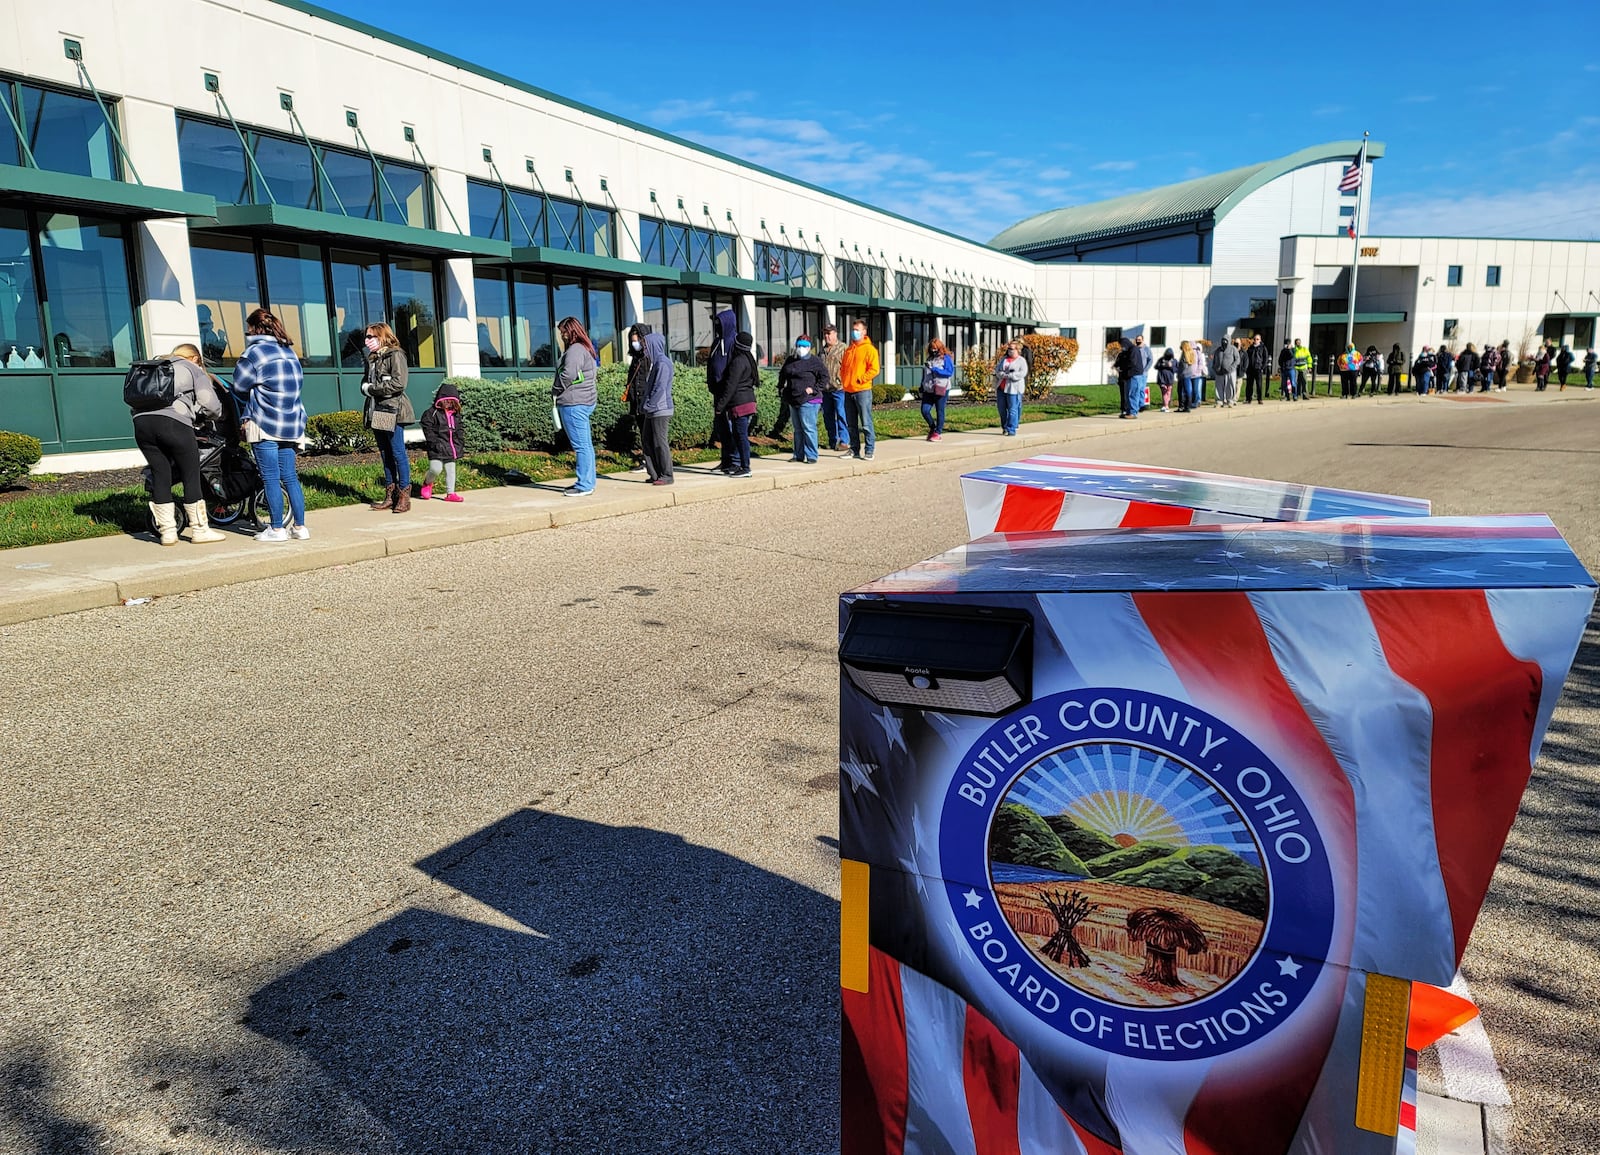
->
[[2, 394, 1596, 1154]]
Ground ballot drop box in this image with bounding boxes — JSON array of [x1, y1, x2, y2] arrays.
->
[[838, 515, 1592, 1155], [961, 456, 1432, 538]]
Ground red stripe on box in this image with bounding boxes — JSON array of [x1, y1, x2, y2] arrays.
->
[[842, 948, 910, 1155], [962, 1005, 1023, 1155]]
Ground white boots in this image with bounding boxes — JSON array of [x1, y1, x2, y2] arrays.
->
[[149, 502, 179, 546], [181, 501, 226, 543]]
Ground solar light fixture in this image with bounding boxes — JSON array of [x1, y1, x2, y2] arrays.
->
[[839, 603, 1032, 717]]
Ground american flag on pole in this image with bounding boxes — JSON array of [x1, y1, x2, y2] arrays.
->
[[841, 512, 1594, 1154], [1347, 211, 1359, 241], [1339, 159, 1363, 193]]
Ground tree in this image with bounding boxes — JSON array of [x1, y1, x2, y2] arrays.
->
[[1040, 888, 1098, 968], [1018, 334, 1079, 401], [1126, 906, 1208, 987], [960, 347, 996, 403]]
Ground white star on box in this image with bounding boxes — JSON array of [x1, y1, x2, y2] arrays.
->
[[963, 889, 984, 909], [840, 757, 880, 797], [1278, 956, 1303, 979], [874, 707, 908, 753]]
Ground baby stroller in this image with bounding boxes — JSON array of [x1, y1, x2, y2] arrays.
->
[[141, 391, 276, 535]]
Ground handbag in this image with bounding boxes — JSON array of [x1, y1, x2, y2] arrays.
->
[[242, 418, 263, 443], [368, 408, 397, 433]]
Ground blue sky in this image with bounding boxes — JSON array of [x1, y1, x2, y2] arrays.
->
[[317, 0, 1599, 244]]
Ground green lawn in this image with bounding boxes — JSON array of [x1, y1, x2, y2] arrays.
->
[[0, 393, 1118, 550]]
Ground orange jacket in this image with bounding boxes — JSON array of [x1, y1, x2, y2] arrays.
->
[[840, 339, 880, 393]]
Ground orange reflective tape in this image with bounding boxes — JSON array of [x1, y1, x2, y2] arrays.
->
[[1356, 973, 1412, 1135], [841, 858, 870, 993]]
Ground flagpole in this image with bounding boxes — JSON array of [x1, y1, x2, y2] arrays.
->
[[1345, 132, 1369, 353]]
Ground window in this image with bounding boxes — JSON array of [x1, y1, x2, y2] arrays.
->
[[189, 232, 260, 366], [262, 240, 334, 367], [513, 270, 553, 367], [467, 179, 507, 241], [1149, 326, 1166, 346], [473, 267, 512, 368], [754, 242, 822, 288], [16, 83, 118, 179], [944, 282, 974, 311], [330, 248, 385, 367], [837, 258, 885, 297], [896, 271, 934, 305], [979, 289, 1008, 315], [388, 256, 440, 368], [1446, 265, 1462, 287], [39, 213, 137, 367], [1485, 265, 1501, 287], [1104, 326, 1123, 348], [1443, 319, 1459, 340], [586, 280, 619, 365], [895, 314, 934, 368], [639, 215, 737, 273], [0, 208, 44, 364], [175, 114, 430, 225], [1060, 327, 1077, 340], [1011, 295, 1034, 321]]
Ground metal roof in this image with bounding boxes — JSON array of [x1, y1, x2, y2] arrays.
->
[[989, 141, 1385, 256]]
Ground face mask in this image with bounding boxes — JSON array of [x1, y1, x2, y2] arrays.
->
[[795, 345, 811, 356], [364, 336, 379, 351], [630, 340, 642, 352], [852, 330, 865, 343]]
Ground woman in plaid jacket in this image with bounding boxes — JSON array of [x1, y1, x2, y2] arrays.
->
[[232, 308, 309, 543]]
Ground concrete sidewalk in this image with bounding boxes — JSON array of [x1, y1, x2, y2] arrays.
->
[[0, 388, 1578, 628]]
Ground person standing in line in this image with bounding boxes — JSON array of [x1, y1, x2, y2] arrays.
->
[[1291, 339, 1312, 399], [1154, 346, 1178, 412], [1360, 345, 1381, 394], [1496, 340, 1511, 390], [1277, 340, 1296, 400], [1436, 345, 1456, 395], [418, 382, 466, 501], [706, 307, 737, 466], [918, 338, 955, 440], [1130, 333, 1152, 412], [1556, 343, 1574, 389], [820, 323, 848, 453], [1478, 343, 1500, 393], [625, 323, 675, 486], [993, 339, 1028, 435], [553, 315, 600, 496], [1534, 344, 1552, 391], [779, 334, 828, 462], [1213, 334, 1240, 407], [1115, 340, 1138, 419], [1583, 347, 1596, 389], [1412, 346, 1436, 394], [1387, 343, 1405, 395], [1176, 341, 1197, 412], [713, 331, 760, 477], [839, 319, 880, 459], [133, 345, 227, 546], [1338, 343, 1361, 399], [232, 308, 308, 542], [1455, 344, 1479, 395], [1243, 334, 1268, 404], [361, 322, 414, 513]]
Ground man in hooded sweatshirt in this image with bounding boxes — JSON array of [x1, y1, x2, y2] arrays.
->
[[839, 319, 881, 459], [625, 322, 675, 485], [712, 331, 760, 477], [705, 308, 738, 456]]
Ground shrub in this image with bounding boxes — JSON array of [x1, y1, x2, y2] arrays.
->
[[443, 365, 781, 453], [0, 430, 43, 488], [871, 380, 905, 405], [960, 348, 997, 404], [306, 410, 375, 455], [1019, 334, 1080, 401]]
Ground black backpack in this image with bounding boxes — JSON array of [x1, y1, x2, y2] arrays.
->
[[124, 360, 177, 412]]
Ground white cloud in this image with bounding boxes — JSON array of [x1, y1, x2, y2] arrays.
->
[[1091, 160, 1137, 172], [1312, 104, 1345, 117], [1036, 165, 1073, 181], [1372, 181, 1600, 240]]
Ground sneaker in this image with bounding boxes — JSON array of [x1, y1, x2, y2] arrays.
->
[[562, 487, 593, 498], [445, 492, 464, 502], [729, 469, 753, 478], [930, 433, 942, 441], [290, 524, 311, 540], [256, 526, 289, 543], [418, 483, 433, 501], [650, 478, 674, 486], [864, 452, 874, 459]]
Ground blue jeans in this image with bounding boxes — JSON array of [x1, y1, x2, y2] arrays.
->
[[559, 404, 596, 491], [376, 423, 411, 489], [920, 393, 946, 434], [822, 391, 846, 448], [1130, 373, 1148, 410], [726, 412, 752, 471], [845, 390, 875, 456], [996, 391, 1022, 434], [254, 439, 306, 529], [792, 402, 819, 461]]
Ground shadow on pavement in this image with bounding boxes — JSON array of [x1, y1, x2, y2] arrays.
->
[[245, 809, 838, 1154]]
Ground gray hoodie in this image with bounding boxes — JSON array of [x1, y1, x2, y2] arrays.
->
[[553, 341, 598, 407], [132, 357, 224, 428], [1213, 340, 1241, 375]]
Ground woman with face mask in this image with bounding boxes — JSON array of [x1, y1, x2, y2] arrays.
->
[[624, 323, 675, 485], [778, 334, 829, 463], [362, 323, 415, 512]]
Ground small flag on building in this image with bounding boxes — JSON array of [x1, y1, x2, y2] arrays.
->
[[1339, 159, 1363, 193], [1347, 211, 1358, 240]]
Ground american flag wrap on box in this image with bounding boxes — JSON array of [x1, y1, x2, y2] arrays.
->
[[960, 456, 1432, 539], [838, 514, 1593, 1155]]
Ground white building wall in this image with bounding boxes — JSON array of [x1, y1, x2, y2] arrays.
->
[[1036, 264, 1213, 383]]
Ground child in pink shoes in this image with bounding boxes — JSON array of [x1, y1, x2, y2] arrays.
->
[[418, 383, 465, 502]]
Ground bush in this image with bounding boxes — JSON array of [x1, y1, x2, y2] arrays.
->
[[0, 430, 43, 488], [445, 364, 781, 453], [1019, 334, 1080, 401], [871, 380, 904, 405], [306, 410, 375, 455], [960, 348, 997, 404]]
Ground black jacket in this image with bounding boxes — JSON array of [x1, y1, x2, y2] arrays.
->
[[778, 353, 828, 406], [713, 335, 759, 415], [1277, 346, 1295, 375], [420, 403, 465, 461], [1456, 350, 1478, 375], [1245, 342, 1272, 373], [1113, 343, 1136, 385]]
